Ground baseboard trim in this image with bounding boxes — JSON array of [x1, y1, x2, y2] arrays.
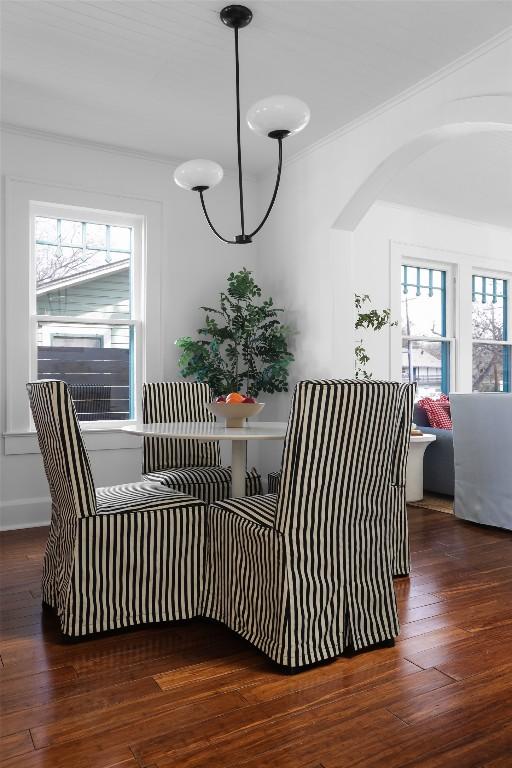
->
[[0, 496, 51, 531]]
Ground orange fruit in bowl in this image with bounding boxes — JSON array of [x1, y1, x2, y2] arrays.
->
[[226, 392, 245, 404]]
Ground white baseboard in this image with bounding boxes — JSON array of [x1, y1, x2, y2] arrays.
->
[[0, 496, 51, 530]]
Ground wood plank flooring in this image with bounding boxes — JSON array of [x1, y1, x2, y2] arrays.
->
[[1, 509, 512, 767]]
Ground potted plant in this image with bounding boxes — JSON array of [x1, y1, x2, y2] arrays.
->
[[176, 268, 294, 398], [354, 293, 397, 379]]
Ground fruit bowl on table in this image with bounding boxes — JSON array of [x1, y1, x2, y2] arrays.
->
[[205, 400, 265, 428]]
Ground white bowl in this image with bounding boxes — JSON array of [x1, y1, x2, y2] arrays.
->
[[205, 401, 265, 428]]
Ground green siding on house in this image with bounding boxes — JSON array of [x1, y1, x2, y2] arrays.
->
[[37, 269, 130, 319], [37, 268, 131, 349]]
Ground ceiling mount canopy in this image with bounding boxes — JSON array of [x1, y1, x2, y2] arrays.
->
[[173, 4, 310, 245]]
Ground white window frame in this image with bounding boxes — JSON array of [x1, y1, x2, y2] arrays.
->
[[390, 241, 512, 396], [390, 245, 457, 392], [400, 258, 455, 396], [4, 178, 164, 454], [30, 202, 143, 429], [471, 269, 511, 393]]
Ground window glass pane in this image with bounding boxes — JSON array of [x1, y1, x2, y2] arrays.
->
[[36, 245, 62, 285], [105, 250, 131, 267], [472, 343, 510, 392], [35, 217, 132, 319], [37, 266, 130, 319], [37, 322, 133, 420], [472, 276, 507, 342], [402, 339, 449, 398], [110, 226, 131, 251], [401, 265, 446, 338], [60, 219, 83, 246], [35, 216, 57, 242], [86, 223, 107, 249]]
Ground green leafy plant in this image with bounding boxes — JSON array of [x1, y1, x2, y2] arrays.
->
[[355, 293, 397, 379], [175, 268, 294, 397]]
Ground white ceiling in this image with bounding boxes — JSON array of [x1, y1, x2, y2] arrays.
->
[[1, 1, 512, 172], [380, 131, 512, 229]]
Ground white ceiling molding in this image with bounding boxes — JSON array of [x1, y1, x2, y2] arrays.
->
[[0, 121, 186, 167], [0, 122, 255, 182]]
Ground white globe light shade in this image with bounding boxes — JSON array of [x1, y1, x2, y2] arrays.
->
[[247, 95, 310, 138], [174, 159, 224, 191]]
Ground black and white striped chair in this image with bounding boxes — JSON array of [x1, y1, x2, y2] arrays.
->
[[390, 382, 416, 576], [27, 379, 207, 638], [267, 470, 281, 494], [266, 383, 415, 576], [203, 380, 414, 669], [142, 381, 262, 503]]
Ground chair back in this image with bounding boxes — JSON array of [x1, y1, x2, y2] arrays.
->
[[274, 380, 408, 655], [27, 380, 97, 519], [276, 379, 409, 534], [142, 381, 221, 473], [451, 393, 512, 530]]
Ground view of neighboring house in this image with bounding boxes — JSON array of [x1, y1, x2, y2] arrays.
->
[[36, 259, 130, 348]]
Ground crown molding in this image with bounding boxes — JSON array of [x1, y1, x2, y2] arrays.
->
[[0, 121, 184, 167], [284, 26, 512, 170], [0, 121, 256, 182]]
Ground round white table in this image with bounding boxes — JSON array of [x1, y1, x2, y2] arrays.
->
[[122, 421, 288, 498], [406, 434, 436, 502]]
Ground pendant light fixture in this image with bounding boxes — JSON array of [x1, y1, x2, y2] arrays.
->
[[173, 4, 310, 244]]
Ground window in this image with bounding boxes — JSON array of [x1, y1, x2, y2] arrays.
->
[[32, 208, 141, 422], [472, 275, 510, 392], [401, 265, 450, 397]]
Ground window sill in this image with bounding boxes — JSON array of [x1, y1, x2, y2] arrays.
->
[[3, 428, 142, 456]]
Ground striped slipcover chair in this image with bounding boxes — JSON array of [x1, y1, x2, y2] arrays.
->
[[267, 470, 281, 494], [27, 380, 207, 638], [203, 380, 414, 669], [142, 381, 262, 503], [266, 382, 415, 576], [390, 382, 416, 576]]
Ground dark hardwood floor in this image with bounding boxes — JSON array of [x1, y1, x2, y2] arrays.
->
[[1, 508, 512, 767]]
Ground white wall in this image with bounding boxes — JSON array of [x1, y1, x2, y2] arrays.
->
[[253, 36, 512, 480], [0, 128, 261, 528], [353, 201, 512, 381]]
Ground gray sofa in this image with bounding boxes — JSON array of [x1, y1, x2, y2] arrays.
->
[[413, 403, 454, 496]]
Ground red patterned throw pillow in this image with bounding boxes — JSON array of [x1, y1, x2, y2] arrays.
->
[[417, 394, 452, 430]]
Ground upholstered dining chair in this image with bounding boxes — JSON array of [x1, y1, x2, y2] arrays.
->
[[27, 379, 207, 638], [389, 382, 416, 576], [142, 381, 262, 503], [266, 382, 415, 577], [203, 379, 413, 669]]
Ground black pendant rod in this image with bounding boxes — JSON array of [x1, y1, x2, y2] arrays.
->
[[234, 26, 245, 237], [199, 191, 235, 244], [249, 137, 283, 238], [196, 4, 284, 245]]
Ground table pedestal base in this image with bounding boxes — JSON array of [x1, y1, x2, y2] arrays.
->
[[231, 441, 247, 498]]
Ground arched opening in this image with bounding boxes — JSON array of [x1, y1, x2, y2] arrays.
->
[[329, 95, 512, 379]]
